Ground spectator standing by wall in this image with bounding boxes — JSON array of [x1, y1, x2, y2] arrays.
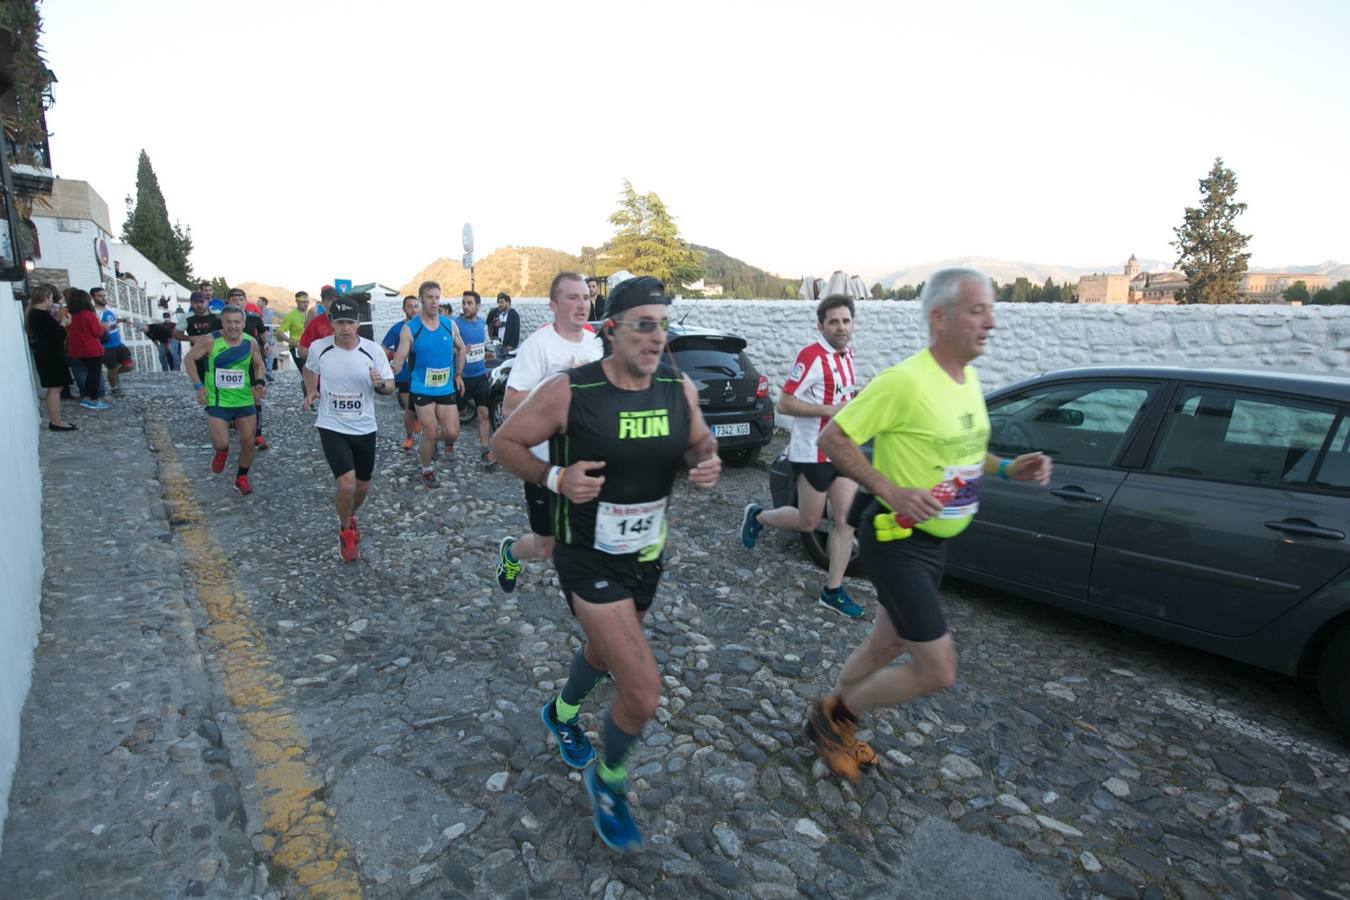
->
[[26, 285, 76, 430], [64, 288, 110, 410]]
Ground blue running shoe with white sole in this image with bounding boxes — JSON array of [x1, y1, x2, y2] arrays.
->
[[585, 766, 641, 851], [540, 700, 596, 769], [819, 585, 864, 619], [741, 503, 764, 549]]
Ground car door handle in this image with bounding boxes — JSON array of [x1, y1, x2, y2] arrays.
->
[[1049, 487, 1104, 503], [1264, 519, 1346, 541]]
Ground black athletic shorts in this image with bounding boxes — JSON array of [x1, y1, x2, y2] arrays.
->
[[524, 482, 552, 536], [318, 427, 377, 481], [411, 391, 457, 407], [103, 345, 132, 369], [792, 461, 841, 493], [395, 381, 411, 409], [457, 374, 490, 410], [554, 542, 664, 613], [857, 498, 949, 643]]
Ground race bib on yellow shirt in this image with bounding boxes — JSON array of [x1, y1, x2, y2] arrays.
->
[[425, 367, 450, 388]]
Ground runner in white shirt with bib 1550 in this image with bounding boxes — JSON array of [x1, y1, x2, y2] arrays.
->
[[304, 296, 397, 562]]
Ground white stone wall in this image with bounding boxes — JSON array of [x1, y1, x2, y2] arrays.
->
[[0, 287, 45, 852], [500, 298, 1350, 397], [32, 215, 105, 290]]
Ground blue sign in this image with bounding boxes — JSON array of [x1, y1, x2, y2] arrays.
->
[[334, 279, 353, 295]]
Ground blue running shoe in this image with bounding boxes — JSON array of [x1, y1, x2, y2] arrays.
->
[[540, 700, 595, 769], [497, 537, 521, 592], [585, 766, 641, 851], [741, 503, 764, 549], [819, 585, 864, 619]]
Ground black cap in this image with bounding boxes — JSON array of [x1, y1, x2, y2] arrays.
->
[[605, 276, 667, 316], [328, 296, 360, 322]]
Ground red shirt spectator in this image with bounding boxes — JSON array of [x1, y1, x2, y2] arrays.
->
[[66, 308, 106, 358], [299, 313, 334, 355]]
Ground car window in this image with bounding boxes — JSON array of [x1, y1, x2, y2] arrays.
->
[[1310, 415, 1350, 490], [988, 383, 1155, 467], [1149, 387, 1336, 487], [671, 342, 748, 378]]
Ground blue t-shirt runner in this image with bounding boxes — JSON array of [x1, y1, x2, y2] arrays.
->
[[381, 319, 411, 384], [454, 315, 488, 379], [100, 308, 123, 348], [407, 315, 459, 397]]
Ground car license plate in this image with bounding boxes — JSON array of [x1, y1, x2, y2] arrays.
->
[[713, 422, 751, 438]]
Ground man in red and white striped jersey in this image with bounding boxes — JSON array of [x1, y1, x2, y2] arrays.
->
[[740, 294, 865, 618]]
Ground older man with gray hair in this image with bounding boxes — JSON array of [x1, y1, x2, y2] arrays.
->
[[801, 267, 1053, 783]]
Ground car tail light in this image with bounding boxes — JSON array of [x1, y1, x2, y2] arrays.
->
[[755, 375, 769, 398]]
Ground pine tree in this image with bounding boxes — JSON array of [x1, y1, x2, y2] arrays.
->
[[1171, 157, 1252, 304], [121, 150, 194, 285], [606, 179, 704, 289]]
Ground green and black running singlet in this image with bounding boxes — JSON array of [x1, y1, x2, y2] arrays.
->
[[205, 333, 255, 408], [552, 359, 690, 561]]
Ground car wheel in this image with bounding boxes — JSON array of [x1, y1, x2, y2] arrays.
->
[[1317, 626, 1350, 734], [490, 395, 505, 431], [721, 446, 761, 468], [459, 399, 477, 426]]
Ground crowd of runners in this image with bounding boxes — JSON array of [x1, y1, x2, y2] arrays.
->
[[145, 266, 1053, 852]]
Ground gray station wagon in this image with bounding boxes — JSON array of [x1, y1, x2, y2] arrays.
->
[[941, 366, 1350, 734]]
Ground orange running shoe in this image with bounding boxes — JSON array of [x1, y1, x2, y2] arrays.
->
[[401, 436, 414, 451], [210, 450, 227, 473], [339, 527, 359, 562], [349, 516, 360, 543], [803, 695, 861, 784], [233, 475, 253, 496]]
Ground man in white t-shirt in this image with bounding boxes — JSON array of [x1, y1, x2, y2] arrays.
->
[[493, 271, 603, 592], [303, 296, 397, 563], [741, 294, 865, 618]]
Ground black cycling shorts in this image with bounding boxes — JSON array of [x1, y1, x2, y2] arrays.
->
[[395, 380, 411, 409], [792, 461, 841, 493], [411, 391, 456, 407], [318, 427, 377, 481], [457, 374, 490, 410], [524, 483, 552, 536], [858, 500, 949, 643], [554, 542, 664, 613]]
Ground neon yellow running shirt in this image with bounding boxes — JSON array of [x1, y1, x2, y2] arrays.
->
[[832, 348, 990, 539]]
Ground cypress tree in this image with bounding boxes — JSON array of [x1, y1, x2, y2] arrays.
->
[[1171, 157, 1252, 304], [121, 150, 194, 285]]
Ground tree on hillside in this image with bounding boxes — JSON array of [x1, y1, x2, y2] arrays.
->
[[1309, 281, 1350, 305], [1170, 157, 1251, 304], [1282, 280, 1310, 304], [122, 150, 194, 285], [606, 180, 703, 289]]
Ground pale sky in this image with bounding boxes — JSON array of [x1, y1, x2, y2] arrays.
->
[[43, 0, 1350, 288]]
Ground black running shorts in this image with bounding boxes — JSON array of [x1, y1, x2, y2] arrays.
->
[[858, 504, 949, 643], [411, 391, 456, 407], [554, 542, 663, 613], [457, 374, 490, 410], [524, 483, 552, 536], [396, 380, 411, 409], [318, 427, 377, 481], [792, 461, 840, 493]]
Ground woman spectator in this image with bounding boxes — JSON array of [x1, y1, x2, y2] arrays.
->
[[26, 285, 76, 431], [64, 287, 110, 410]]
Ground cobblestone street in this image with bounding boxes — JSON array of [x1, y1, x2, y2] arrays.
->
[[3, 371, 1349, 899]]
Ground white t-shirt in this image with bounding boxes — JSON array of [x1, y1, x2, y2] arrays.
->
[[305, 336, 395, 436], [506, 324, 603, 460]]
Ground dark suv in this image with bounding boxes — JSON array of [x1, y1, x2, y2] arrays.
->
[[487, 324, 775, 467]]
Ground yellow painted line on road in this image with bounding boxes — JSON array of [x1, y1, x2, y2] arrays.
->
[[149, 422, 361, 898]]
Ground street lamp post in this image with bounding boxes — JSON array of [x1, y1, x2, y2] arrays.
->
[[462, 222, 475, 292]]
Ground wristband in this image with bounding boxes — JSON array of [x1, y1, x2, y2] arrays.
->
[[545, 465, 564, 494], [997, 459, 1010, 480], [192, 383, 203, 391]]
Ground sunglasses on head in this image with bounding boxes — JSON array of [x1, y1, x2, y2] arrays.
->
[[612, 317, 669, 334]]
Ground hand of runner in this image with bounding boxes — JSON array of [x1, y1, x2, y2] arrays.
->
[[455, 374, 465, 394], [1008, 451, 1052, 485], [368, 366, 384, 386], [885, 486, 945, 524], [303, 392, 318, 412], [688, 454, 720, 488], [195, 387, 205, 406], [560, 460, 605, 503]]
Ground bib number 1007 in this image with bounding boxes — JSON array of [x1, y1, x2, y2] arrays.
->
[[594, 498, 667, 555], [215, 369, 245, 388]]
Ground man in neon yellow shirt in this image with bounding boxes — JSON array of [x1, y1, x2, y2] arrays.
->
[[805, 267, 1052, 783], [277, 291, 310, 370]]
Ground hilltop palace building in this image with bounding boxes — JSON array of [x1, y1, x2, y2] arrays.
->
[[1076, 255, 1330, 305]]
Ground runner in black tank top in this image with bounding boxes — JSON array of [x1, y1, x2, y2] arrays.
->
[[490, 276, 721, 852], [549, 358, 690, 557]]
